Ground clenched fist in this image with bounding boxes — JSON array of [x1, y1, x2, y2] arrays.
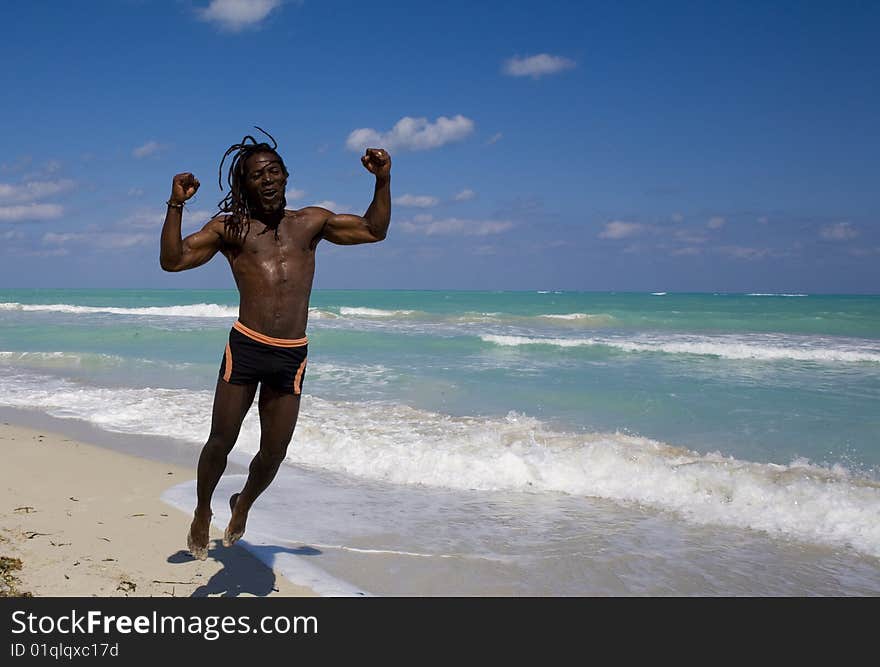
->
[[361, 148, 391, 179], [170, 172, 200, 205]]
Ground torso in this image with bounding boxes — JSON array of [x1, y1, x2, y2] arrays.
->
[[216, 208, 325, 339]]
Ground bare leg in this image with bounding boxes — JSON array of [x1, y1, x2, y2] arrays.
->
[[224, 384, 301, 546], [187, 379, 257, 560]]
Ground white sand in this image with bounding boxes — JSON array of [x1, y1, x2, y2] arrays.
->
[[0, 423, 317, 597]]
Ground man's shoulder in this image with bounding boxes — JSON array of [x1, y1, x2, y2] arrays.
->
[[289, 206, 332, 218], [287, 207, 332, 227]]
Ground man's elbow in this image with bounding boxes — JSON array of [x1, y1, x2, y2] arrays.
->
[[160, 257, 183, 272]]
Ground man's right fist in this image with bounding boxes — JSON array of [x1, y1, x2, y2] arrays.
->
[[170, 173, 200, 204]]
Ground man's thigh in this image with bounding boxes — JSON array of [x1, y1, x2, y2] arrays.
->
[[257, 383, 302, 449]]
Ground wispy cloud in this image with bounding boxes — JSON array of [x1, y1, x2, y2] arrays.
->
[[285, 187, 306, 201], [674, 229, 708, 244], [820, 222, 858, 241], [707, 216, 726, 229], [118, 208, 215, 229], [346, 115, 475, 152], [598, 221, 649, 239], [0, 229, 24, 240], [503, 54, 576, 78], [849, 246, 880, 257], [719, 246, 771, 260], [671, 246, 703, 256], [0, 203, 64, 222], [198, 0, 282, 32], [312, 200, 349, 212], [394, 194, 439, 208], [43, 230, 153, 249], [132, 141, 168, 159], [486, 132, 503, 145], [0, 179, 74, 203], [42, 232, 84, 244], [454, 189, 476, 202], [400, 215, 513, 236]]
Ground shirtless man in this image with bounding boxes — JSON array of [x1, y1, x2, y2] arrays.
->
[[160, 130, 391, 559]]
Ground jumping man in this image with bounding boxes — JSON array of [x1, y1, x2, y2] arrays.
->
[[159, 129, 391, 559]]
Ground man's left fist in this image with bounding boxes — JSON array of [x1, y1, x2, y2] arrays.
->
[[361, 148, 391, 178]]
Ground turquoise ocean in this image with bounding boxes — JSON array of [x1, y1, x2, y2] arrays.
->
[[1, 288, 879, 595]]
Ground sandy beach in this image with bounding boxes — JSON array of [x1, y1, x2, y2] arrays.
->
[[0, 421, 316, 598]]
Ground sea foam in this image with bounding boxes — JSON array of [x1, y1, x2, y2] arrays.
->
[[4, 370, 879, 558]]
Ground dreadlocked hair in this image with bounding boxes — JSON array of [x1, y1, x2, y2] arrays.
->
[[217, 126, 289, 239]]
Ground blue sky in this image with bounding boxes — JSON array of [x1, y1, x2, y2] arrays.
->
[[0, 0, 877, 292]]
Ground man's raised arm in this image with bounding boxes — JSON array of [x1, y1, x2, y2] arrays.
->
[[321, 148, 392, 245], [160, 172, 224, 272]]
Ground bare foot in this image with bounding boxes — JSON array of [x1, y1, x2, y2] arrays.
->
[[187, 511, 212, 561], [223, 493, 246, 547]]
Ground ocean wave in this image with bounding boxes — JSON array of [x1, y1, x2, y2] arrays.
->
[[538, 313, 616, 325], [0, 350, 129, 369], [339, 307, 418, 318], [3, 372, 878, 558], [748, 293, 809, 297], [0, 301, 238, 318], [480, 334, 880, 363]]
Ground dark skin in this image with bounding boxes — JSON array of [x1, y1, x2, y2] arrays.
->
[[160, 147, 391, 559]]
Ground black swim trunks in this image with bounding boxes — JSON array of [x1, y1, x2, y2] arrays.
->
[[218, 320, 308, 395]]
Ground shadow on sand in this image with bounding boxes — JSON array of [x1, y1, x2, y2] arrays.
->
[[166, 540, 322, 597]]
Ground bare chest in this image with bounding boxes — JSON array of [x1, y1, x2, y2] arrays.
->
[[225, 221, 316, 285]]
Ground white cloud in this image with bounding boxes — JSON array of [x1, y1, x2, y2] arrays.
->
[[454, 189, 476, 202], [707, 216, 726, 229], [312, 200, 345, 211], [0, 203, 64, 222], [132, 141, 167, 159], [43, 230, 153, 249], [27, 247, 70, 258], [503, 54, 576, 78], [101, 234, 154, 249], [346, 115, 475, 153], [394, 194, 439, 208], [285, 187, 306, 200], [671, 247, 703, 256], [0, 229, 24, 240], [674, 229, 708, 244], [128, 188, 144, 197], [487, 133, 503, 145], [820, 222, 858, 241], [720, 246, 771, 260], [117, 208, 214, 229], [43, 232, 84, 244], [598, 221, 648, 239], [198, 0, 282, 31], [0, 179, 75, 203], [849, 246, 880, 257], [671, 212, 684, 223], [400, 216, 512, 236]]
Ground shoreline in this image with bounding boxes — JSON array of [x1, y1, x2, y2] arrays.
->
[[0, 417, 318, 597]]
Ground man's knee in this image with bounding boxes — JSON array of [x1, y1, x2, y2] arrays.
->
[[204, 432, 237, 456], [259, 443, 290, 469]]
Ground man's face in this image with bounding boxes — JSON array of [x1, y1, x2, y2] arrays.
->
[[243, 151, 288, 212]]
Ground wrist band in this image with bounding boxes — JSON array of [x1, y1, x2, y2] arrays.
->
[[166, 200, 185, 209]]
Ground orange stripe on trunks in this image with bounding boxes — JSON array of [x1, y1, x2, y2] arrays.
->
[[223, 343, 233, 382], [233, 320, 308, 348], [293, 357, 308, 395]]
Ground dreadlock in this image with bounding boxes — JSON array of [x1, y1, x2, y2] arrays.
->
[[217, 126, 289, 239]]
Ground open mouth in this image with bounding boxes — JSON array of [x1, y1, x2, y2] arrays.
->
[[261, 189, 279, 200]]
